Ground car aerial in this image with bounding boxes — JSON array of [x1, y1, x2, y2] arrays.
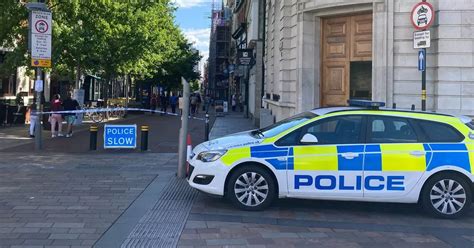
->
[[187, 100, 474, 218]]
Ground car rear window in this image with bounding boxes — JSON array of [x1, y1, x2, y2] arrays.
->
[[416, 120, 464, 143]]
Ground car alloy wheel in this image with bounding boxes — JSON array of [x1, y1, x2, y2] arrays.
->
[[234, 172, 269, 207], [422, 173, 471, 218], [227, 165, 276, 211], [430, 179, 466, 215]]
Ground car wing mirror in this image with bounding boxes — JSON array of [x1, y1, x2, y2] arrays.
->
[[300, 133, 318, 144]]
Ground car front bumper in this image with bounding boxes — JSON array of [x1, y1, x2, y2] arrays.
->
[[187, 157, 230, 196]]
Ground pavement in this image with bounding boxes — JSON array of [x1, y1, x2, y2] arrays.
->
[[0, 111, 473, 248], [0, 113, 206, 153]]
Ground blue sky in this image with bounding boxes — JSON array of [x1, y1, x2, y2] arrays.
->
[[174, 0, 215, 74]]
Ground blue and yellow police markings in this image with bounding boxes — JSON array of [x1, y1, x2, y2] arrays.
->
[[425, 143, 471, 173]]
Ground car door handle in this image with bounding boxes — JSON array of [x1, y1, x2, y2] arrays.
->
[[341, 152, 359, 159], [409, 151, 426, 157]]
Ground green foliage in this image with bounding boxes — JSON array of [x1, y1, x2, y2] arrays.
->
[[0, 0, 200, 90]]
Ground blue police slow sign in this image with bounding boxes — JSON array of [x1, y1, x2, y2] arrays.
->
[[104, 124, 137, 149]]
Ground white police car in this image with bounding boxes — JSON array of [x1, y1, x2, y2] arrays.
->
[[187, 100, 474, 218]]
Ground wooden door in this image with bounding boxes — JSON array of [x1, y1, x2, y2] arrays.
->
[[321, 13, 372, 106]]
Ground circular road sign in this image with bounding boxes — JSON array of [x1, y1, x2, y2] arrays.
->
[[35, 20, 49, 33], [411, 1, 435, 30]]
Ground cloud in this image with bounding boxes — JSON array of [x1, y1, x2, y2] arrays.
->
[[174, 0, 209, 8], [183, 28, 211, 76]]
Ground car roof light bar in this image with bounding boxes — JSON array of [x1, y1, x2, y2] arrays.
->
[[347, 99, 386, 109]]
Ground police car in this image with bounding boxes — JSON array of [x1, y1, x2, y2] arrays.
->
[[187, 100, 474, 218]]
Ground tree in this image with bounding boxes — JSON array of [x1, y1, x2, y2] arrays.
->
[[0, 1, 28, 77], [0, 0, 200, 97], [152, 36, 202, 91]]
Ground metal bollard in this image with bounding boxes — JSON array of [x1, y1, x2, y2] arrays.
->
[[205, 114, 210, 141], [90, 125, 98, 150], [141, 125, 149, 151], [392, 103, 396, 109], [411, 104, 415, 111]]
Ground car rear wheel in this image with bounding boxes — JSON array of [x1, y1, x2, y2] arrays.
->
[[421, 173, 472, 219], [226, 166, 276, 211]]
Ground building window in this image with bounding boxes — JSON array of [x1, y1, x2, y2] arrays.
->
[[350, 61, 372, 100]]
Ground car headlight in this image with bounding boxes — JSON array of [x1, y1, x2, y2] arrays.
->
[[197, 150, 227, 162]]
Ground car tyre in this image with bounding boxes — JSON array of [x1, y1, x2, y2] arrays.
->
[[226, 165, 276, 211], [421, 173, 472, 219]]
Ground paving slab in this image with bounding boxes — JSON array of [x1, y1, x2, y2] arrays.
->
[[0, 153, 177, 248]]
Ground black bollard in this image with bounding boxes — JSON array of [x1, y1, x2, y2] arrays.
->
[[90, 125, 98, 150], [411, 104, 415, 111], [205, 114, 210, 141], [392, 103, 396, 109], [141, 125, 149, 151]]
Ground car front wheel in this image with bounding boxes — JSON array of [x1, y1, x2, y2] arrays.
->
[[421, 173, 472, 219], [226, 166, 276, 211]]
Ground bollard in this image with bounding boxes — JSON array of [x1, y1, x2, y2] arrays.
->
[[141, 125, 149, 151], [89, 125, 98, 150], [411, 104, 415, 111], [205, 114, 210, 141], [392, 103, 396, 109]]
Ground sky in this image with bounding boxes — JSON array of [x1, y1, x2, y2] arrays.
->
[[174, 0, 216, 77]]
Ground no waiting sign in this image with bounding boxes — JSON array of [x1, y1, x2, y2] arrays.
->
[[30, 10, 52, 67]]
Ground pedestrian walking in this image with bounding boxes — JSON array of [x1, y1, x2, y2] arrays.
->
[[196, 93, 201, 114], [28, 102, 38, 138], [160, 92, 168, 115], [50, 94, 63, 137], [232, 94, 237, 112], [178, 94, 184, 116], [170, 93, 178, 114], [190, 93, 198, 115], [62, 93, 80, 138], [150, 94, 157, 114]]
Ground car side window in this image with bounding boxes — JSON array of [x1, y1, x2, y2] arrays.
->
[[367, 116, 418, 143], [307, 115, 363, 144], [276, 115, 363, 146], [415, 120, 464, 142]]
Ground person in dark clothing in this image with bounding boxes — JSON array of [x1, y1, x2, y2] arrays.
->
[[160, 93, 168, 115], [170, 93, 178, 114], [150, 94, 157, 114], [62, 93, 80, 138]]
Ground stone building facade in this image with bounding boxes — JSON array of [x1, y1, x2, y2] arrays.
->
[[263, 0, 474, 122]]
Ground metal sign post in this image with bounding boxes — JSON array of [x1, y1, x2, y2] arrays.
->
[[178, 77, 190, 178], [411, 0, 434, 111], [419, 49, 427, 111], [35, 68, 43, 150], [27, 2, 51, 150]]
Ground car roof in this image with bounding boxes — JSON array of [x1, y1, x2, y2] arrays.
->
[[310, 106, 458, 119]]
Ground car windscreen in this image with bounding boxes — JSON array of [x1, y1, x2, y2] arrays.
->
[[256, 112, 317, 138]]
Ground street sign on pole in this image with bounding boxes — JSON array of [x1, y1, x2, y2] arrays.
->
[[103, 125, 137, 149], [413, 30, 430, 49], [418, 49, 426, 71], [411, 1, 435, 30], [30, 10, 52, 67], [35, 79, 43, 92]]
